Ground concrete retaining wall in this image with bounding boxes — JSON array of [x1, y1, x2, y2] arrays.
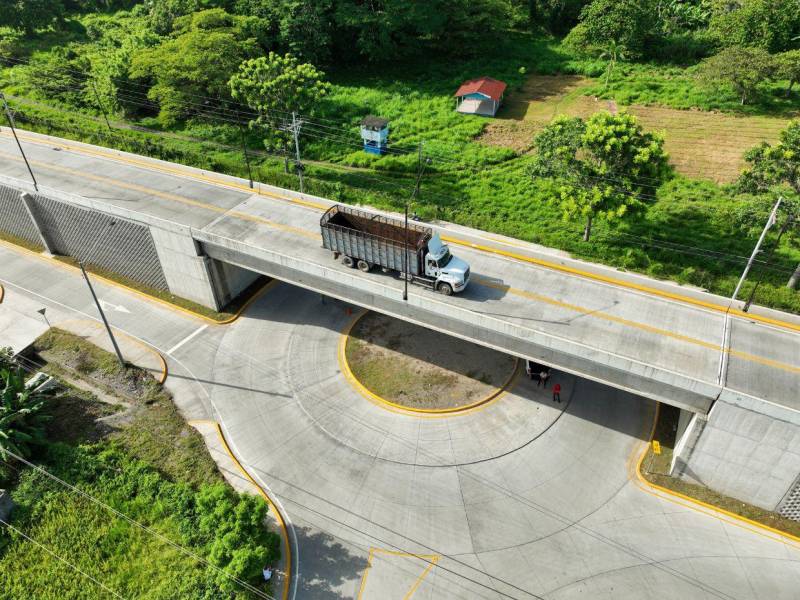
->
[[0, 184, 43, 247], [672, 398, 800, 512]]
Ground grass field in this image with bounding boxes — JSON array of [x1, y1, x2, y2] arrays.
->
[[480, 74, 792, 183], [0, 330, 279, 599]]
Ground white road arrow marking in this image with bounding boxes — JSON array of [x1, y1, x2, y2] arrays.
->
[[99, 299, 130, 314]]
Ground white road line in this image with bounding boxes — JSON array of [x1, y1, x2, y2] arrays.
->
[[167, 324, 208, 355]]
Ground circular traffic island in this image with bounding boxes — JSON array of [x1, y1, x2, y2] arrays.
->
[[344, 311, 518, 413]]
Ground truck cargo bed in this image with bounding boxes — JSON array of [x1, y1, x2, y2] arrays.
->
[[321, 205, 430, 275]]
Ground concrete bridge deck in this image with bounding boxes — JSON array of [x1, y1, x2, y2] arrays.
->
[[1, 129, 798, 417]]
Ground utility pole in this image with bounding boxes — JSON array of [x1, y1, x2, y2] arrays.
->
[[743, 213, 794, 312], [81, 221, 125, 367], [731, 197, 782, 303], [90, 81, 112, 132], [403, 144, 431, 302], [291, 111, 304, 194], [1, 92, 38, 191], [237, 113, 253, 189]]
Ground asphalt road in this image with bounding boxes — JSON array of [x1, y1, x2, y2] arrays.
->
[[1, 244, 798, 599], [1, 131, 799, 416]]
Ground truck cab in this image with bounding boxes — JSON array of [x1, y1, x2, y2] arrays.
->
[[424, 233, 470, 295]]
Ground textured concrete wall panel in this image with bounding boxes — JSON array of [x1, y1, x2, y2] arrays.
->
[[0, 184, 40, 246]]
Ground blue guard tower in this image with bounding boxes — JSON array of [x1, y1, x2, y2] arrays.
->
[[360, 115, 389, 155]]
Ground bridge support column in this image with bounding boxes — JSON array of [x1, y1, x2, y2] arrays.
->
[[149, 227, 221, 310], [19, 192, 55, 255]]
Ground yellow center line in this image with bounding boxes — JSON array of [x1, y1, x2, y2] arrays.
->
[[0, 150, 316, 241], [7, 130, 800, 334], [474, 276, 800, 375], [2, 140, 799, 377]]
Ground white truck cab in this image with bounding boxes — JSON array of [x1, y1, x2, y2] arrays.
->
[[424, 233, 470, 295]]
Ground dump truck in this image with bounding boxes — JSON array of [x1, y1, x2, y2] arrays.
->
[[320, 204, 470, 295]]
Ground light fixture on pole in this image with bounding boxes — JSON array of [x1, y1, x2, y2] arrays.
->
[[403, 148, 432, 302], [731, 197, 782, 304]]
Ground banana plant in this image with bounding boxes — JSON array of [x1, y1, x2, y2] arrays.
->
[[0, 365, 50, 460]]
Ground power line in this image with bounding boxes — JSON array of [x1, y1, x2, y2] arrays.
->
[[0, 514, 128, 599], [0, 448, 277, 600]]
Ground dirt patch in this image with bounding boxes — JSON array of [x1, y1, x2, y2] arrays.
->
[[345, 312, 517, 410], [479, 73, 789, 182]]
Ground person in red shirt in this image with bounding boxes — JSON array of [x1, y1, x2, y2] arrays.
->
[[552, 383, 561, 403]]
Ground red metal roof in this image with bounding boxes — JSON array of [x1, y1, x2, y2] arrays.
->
[[454, 77, 507, 101]]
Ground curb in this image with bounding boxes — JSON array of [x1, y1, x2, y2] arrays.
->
[[0, 238, 272, 327], [634, 403, 800, 548], [214, 423, 293, 600], [339, 309, 520, 418]]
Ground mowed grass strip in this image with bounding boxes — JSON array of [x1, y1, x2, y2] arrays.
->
[[480, 75, 790, 183]]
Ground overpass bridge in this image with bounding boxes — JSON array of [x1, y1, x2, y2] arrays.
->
[[1, 129, 800, 514], [0, 130, 798, 419]]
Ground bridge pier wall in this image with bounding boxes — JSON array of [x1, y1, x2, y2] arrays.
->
[[672, 397, 800, 517]]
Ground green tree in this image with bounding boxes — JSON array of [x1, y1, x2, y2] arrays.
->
[[737, 120, 800, 288], [531, 113, 669, 241], [599, 40, 627, 90], [698, 46, 775, 105], [229, 52, 330, 153], [142, 0, 199, 35], [775, 50, 800, 97], [575, 0, 656, 58], [0, 363, 50, 460], [130, 9, 261, 126], [709, 0, 800, 53], [0, 0, 64, 34]]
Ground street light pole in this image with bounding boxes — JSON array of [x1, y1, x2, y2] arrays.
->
[[1, 92, 38, 191], [81, 220, 125, 367], [743, 213, 794, 312], [403, 144, 431, 302], [731, 197, 782, 303]]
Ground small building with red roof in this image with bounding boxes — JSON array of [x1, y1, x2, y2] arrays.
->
[[454, 76, 507, 117]]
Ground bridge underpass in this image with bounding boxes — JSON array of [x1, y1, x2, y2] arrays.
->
[[1, 129, 798, 515]]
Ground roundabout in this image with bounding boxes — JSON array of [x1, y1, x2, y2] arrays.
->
[[200, 282, 800, 600]]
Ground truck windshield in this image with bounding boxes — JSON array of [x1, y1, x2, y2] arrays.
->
[[436, 250, 452, 268]]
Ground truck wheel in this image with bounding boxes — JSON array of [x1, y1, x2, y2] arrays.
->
[[357, 260, 372, 272], [342, 256, 355, 268], [437, 283, 453, 296]]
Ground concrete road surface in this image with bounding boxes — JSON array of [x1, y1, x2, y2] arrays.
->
[[1, 244, 798, 599], [1, 131, 799, 417]]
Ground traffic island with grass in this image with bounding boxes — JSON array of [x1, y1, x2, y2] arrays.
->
[[344, 311, 518, 411], [0, 330, 280, 598], [641, 404, 800, 538]]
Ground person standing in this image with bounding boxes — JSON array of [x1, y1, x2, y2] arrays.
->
[[539, 370, 549, 388], [553, 383, 561, 403]]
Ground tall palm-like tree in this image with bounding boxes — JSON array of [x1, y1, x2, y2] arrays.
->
[[0, 365, 50, 460], [600, 40, 628, 91]]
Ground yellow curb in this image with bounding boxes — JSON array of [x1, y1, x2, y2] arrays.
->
[[52, 319, 168, 384], [9, 130, 800, 335], [214, 422, 292, 600], [0, 238, 273, 326], [339, 309, 520, 418], [634, 404, 800, 549]]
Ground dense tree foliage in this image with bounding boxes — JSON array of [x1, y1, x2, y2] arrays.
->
[[574, 0, 656, 58], [530, 113, 670, 240], [709, 0, 800, 54], [776, 51, 800, 97], [0, 0, 64, 33], [129, 9, 265, 125], [2, 444, 280, 597], [698, 46, 775, 105]]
